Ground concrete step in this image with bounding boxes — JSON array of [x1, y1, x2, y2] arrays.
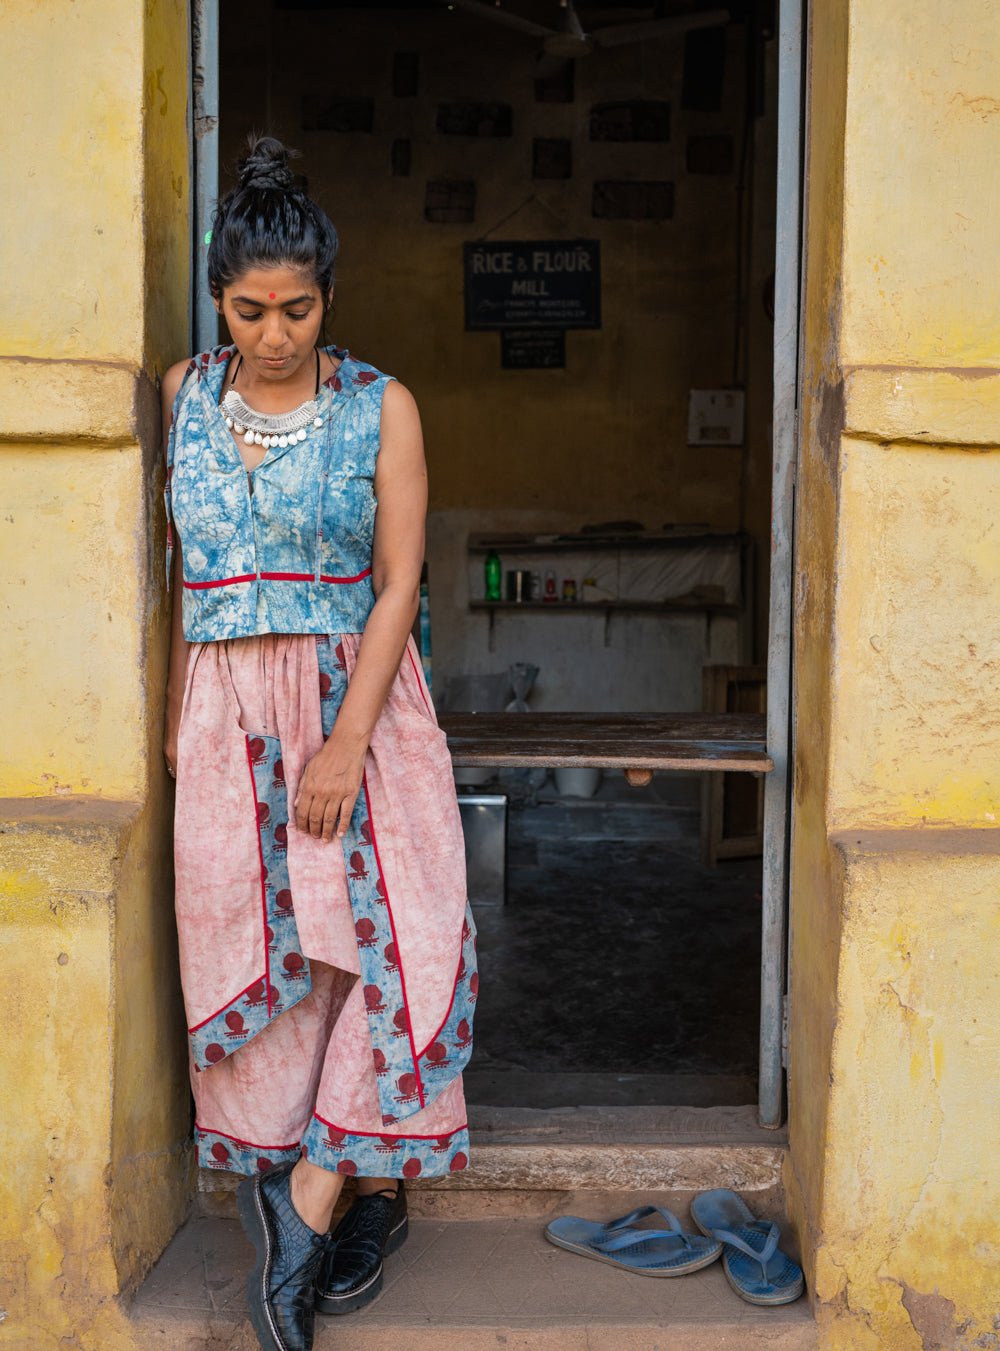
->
[[462, 1070, 760, 1110], [129, 1202, 816, 1350], [198, 1105, 787, 1223]]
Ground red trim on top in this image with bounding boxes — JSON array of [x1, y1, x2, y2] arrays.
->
[[416, 937, 466, 1061], [184, 574, 255, 590], [195, 1122, 301, 1152], [244, 735, 273, 1018], [362, 770, 425, 1111], [183, 567, 373, 591], [312, 1111, 466, 1141], [406, 644, 434, 719], [263, 568, 373, 584], [187, 970, 268, 1034]]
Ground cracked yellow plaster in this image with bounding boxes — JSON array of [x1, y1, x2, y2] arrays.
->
[[0, 2, 192, 1346]]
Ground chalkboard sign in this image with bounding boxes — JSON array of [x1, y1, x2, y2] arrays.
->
[[501, 328, 566, 369], [464, 240, 601, 330]]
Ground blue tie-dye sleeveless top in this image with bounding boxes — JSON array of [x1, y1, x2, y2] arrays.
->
[[165, 344, 395, 643]]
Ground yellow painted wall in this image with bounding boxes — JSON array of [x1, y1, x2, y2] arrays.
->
[[831, 440, 998, 829], [786, 0, 1000, 1345], [1, 446, 148, 799], [0, 3, 193, 1346], [0, 3, 145, 364], [813, 837, 1000, 1347], [0, 801, 192, 1350]]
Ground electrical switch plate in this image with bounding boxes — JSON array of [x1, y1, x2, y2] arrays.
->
[[687, 388, 745, 445]]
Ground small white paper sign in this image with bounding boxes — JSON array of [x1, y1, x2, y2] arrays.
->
[[687, 389, 745, 445]]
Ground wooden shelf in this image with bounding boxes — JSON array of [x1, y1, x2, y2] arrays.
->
[[438, 712, 771, 774], [468, 530, 742, 555], [470, 599, 739, 617]]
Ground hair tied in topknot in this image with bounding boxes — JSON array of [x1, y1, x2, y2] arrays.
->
[[207, 135, 338, 300], [238, 135, 299, 194]]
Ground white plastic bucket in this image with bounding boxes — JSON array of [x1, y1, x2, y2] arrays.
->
[[553, 767, 602, 798]]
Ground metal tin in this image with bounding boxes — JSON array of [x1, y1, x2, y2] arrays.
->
[[506, 568, 532, 602]]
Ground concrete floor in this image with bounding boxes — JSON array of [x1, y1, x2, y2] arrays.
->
[[463, 776, 762, 1110]]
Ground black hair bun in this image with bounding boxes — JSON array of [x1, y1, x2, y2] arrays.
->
[[238, 135, 299, 193], [208, 136, 337, 299]]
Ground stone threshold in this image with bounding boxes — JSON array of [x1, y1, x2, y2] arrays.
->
[[463, 1071, 760, 1109], [198, 1105, 786, 1221], [129, 1201, 815, 1351]]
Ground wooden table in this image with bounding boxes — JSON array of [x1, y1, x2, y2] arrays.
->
[[438, 712, 771, 783]]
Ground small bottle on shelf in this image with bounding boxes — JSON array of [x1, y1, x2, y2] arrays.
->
[[484, 549, 502, 602]]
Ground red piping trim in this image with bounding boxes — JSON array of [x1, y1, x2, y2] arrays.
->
[[265, 568, 372, 583], [416, 937, 466, 1061], [406, 645, 434, 718], [187, 971, 268, 1033], [312, 1111, 466, 1141], [363, 769, 425, 1110], [183, 567, 372, 590], [195, 1122, 301, 1152], [244, 735, 273, 1018], [184, 574, 255, 590]]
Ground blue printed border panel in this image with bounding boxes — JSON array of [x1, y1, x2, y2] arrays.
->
[[315, 637, 479, 1125], [413, 905, 478, 1090], [196, 1118, 471, 1180], [188, 731, 312, 1072], [301, 1115, 471, 1180], [196, 1124, 301, 1176]]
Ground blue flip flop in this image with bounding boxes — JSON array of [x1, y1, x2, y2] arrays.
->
[[690, 1189, 804, 1305], [544, 1205, 722, 1277]]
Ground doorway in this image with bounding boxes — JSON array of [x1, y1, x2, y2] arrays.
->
[[195, 0, 799, 1129]]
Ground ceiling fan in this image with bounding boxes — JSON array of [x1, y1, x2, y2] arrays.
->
[[441, 0, 730, 67]]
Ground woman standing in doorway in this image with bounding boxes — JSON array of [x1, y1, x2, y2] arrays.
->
[[162, 136, 477, 1351]]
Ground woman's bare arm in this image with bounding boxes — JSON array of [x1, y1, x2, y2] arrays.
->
[[294, 379, 427, 840], [162, 359, 191, 775]]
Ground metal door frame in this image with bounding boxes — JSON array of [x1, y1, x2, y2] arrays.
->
[[759, 0, 806, 1128], [192, 0, 220, 354]]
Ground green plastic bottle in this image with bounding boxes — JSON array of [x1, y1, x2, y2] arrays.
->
[[484, 549, 502, 601]]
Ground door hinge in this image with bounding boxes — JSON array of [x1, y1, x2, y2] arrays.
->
[[780, 994, 789, 1068]]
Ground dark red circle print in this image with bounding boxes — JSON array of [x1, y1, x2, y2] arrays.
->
[[337, 1159, 358, 1176], [450, 1152, 468, 1172], [402, 1158, 422, 1178]]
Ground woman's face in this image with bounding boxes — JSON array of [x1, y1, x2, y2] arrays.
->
[[216, 264, 329, 382]]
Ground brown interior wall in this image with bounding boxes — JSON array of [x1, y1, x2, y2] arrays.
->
[[220, 2, 775, 658]]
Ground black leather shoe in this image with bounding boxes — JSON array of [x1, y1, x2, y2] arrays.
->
[[315, 1181, 408, 1315], [237, 1160, 333, 1351]]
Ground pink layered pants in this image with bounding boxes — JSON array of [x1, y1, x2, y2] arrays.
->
[[173, 633, 475, 1180]]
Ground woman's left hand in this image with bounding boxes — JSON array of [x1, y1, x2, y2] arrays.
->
[[294, 733, 368, 841]]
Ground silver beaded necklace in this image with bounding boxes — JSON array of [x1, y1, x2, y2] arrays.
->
[[221, 349, 324, 450]]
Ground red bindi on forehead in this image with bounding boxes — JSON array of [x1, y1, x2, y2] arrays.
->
[[268, 292, 276, 299]]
